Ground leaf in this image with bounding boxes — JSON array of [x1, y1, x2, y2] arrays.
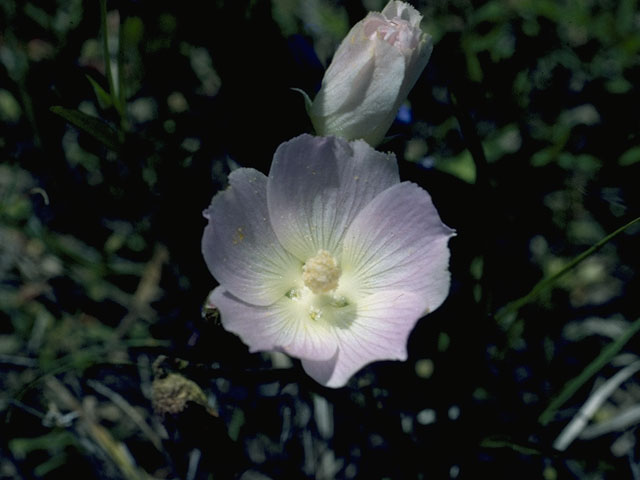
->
[[618, 145, 640, 166], [480, 436, 544, 456], [0, 88, 22, 122], [85, 74, 113, 109], [122, 16, 144, 46], [50, 106, 120, 151], [435, 151, 477, 184]]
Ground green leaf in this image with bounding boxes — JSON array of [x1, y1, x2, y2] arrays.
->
[[464, 48, 483, 82], [272, 0, 300, 36], [85, 75, 113, 109], [50, 106, 120, 151], [0, 88, 23, 122], [122, 16, 144, 46], [34, 454, 68, 477], [618, 146, 640, 166], [480, 436, 544, 456], [435, 151, 477, 184], [9, 431, 76, 457], [227, 408, 245, 442], [530, 147, 556, 167]]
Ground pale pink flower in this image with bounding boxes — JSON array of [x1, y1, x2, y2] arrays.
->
[[202, 134, 453, 387], [310, 1, 433, 146]]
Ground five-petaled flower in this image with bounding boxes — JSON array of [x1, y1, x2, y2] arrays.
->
[[310, 0, 433, 147], [202, 134, 453, 388]]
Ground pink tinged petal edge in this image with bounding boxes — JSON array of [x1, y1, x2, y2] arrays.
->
[[375, 3, 432, 143], [202, 168, 301, 306], [301, 290, 428, 388], [341, 181, 455, 312], [381, 1, 423, 28], [210, 286, 338, 361], [310, 3, 433, 146], [267, 134, 399, 261]]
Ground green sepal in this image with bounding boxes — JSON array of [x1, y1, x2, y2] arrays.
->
[[291, 87, 313, 116], [619, 146, 640, 166]]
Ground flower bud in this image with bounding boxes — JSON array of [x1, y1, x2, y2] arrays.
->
[[309, 1, 433, 146]]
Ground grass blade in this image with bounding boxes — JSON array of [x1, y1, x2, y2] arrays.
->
[[539, 317, 640, 426], [496, 215, 640, 322]]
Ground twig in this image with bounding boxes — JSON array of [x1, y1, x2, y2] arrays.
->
[[112, 245, 168, 341]]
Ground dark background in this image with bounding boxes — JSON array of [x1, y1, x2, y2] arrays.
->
[[1, 0, 640, 478]]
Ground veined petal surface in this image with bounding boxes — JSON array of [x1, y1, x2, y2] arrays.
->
[[267, 134, 399, 261], [341, 182, 454, 312], [202, 168, 301, 306], [310, 15, 386, 118], [301, 290, 427, 388], [309, 1, 433, 146], [311, 35, 406, 146], [210, 287, 339, 361]]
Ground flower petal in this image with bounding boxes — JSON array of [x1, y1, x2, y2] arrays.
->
[[311, 13, 403, 118], [202, 168, 301, 306], [310, 14, 386, 117], [310, 29, 406, 146], [341, 182, 454, 311], [301, 290, 427, 388], [267, 134, 399, 261], [210, 286, 338, 361], [309, 1, 433, 147], [381, 1, 422, 28]]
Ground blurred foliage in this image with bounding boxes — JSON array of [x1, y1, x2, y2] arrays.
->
[[1, 0, 640, 479]]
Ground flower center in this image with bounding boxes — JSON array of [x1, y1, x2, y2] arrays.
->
[[302, 249, 341, 294]]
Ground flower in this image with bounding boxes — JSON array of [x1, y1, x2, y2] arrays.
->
[[202, 134, 453, 388], [309, 1, 433, 147]]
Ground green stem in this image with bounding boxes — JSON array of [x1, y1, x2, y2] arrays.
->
[[495, 215, 640, 322]]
